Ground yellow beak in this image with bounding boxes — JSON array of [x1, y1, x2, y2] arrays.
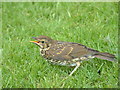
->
[[30, 41, 39, 43]]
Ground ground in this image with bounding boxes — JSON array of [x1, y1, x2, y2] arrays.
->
[[2, 2, 118, 88]]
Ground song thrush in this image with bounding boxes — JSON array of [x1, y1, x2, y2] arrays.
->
[[30, 35, 116, 76]]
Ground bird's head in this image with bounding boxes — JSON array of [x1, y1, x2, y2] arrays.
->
[[30, 36, 53, 49]]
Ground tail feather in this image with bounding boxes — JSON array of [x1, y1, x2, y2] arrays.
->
[[94, 52, 116, 62]]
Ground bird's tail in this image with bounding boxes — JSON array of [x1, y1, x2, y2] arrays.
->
[[94, 52, 116, 62]]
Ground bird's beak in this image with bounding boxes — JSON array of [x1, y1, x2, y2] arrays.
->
[[30, 41, 39, 43]]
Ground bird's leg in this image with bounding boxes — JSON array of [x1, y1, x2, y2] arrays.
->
[[69, 62, 80, 76], [61, 62, 80, 82]]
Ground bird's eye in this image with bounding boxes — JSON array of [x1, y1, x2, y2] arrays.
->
[[41, 41, 45, 43]]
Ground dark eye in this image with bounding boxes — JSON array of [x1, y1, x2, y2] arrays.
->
[[41, 41, 45, 43]]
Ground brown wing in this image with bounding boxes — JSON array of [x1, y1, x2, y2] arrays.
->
[[67, 43, 95, 58], [46, 42, 73, 60], [46, 42, 97, 60]]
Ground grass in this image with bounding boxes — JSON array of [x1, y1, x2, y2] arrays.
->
[[2, 2, 118, 88], [0, 2, 2, 89]]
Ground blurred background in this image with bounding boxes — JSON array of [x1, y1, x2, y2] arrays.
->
[[2, 2, 118, 88]]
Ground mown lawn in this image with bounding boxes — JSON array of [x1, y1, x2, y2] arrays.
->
[[2, 2, 118, 88]]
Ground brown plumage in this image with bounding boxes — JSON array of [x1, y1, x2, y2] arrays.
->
[[30, 35, 116, 76]]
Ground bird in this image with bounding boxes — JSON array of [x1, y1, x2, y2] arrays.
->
[[30, 35, 116, 76]]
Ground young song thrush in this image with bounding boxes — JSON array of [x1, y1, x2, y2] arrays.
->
[[30, 35, 116, 76]]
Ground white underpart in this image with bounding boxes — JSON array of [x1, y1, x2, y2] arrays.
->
[[73, 56, 95, 61], [88, 56, 95, 58], [73, 58, 80, 61]]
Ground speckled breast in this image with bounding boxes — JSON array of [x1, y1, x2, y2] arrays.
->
[[39, 48, 77, 66]]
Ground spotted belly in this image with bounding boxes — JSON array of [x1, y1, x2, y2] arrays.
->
[[45, 55, 95, 66]]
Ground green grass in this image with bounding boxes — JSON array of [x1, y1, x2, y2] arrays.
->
[[0, 2, 2, 89], [2, 2, 118, 88]]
